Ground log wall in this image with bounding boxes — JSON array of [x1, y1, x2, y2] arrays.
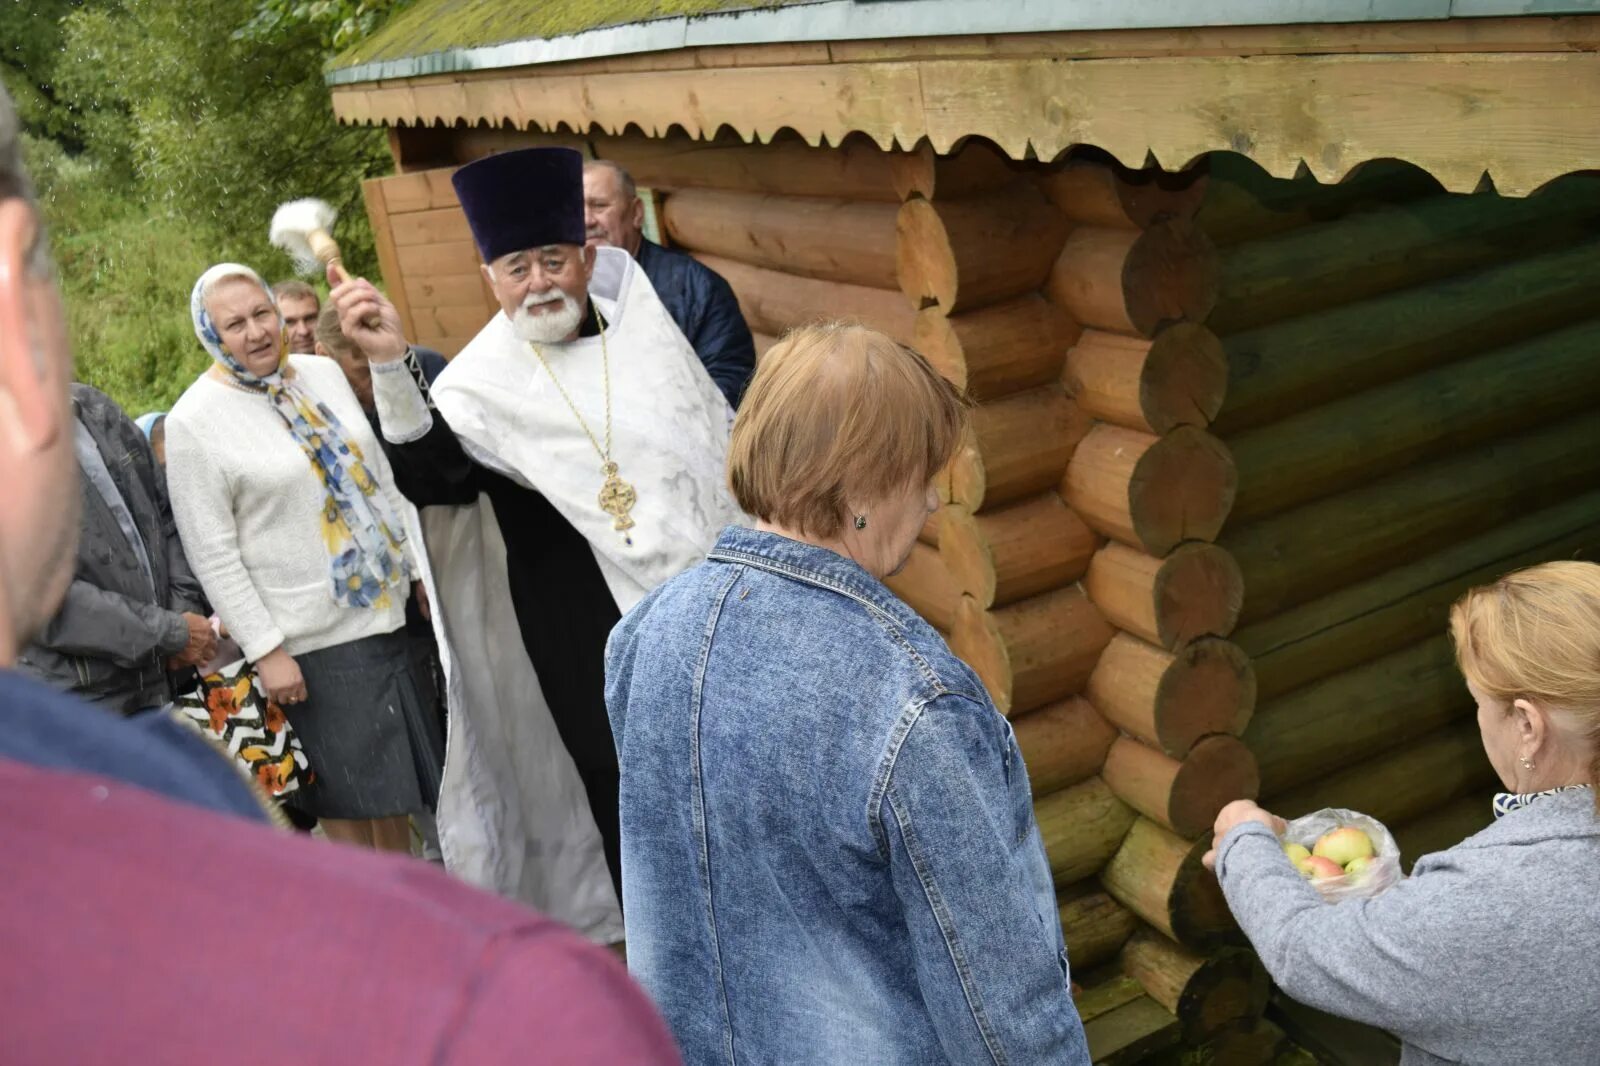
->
[[366, 130, 1598, 1061], [1206, 159, 1600, 847]]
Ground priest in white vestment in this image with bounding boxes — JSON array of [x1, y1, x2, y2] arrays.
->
[[329, 146, 743, 943]]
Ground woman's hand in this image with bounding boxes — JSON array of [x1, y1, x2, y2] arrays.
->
[[256, 646, 307, 706], [327, 268, 409, 365], [1202, 799, 1286, 871]]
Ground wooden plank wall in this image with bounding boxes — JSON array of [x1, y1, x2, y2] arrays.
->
[[1200, 154, 1600, 856], [360, 167, 498, 356]]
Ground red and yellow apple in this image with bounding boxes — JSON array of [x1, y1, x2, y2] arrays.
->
[[1313, 826, 1375, 867], [1303, 855, 1346, 880]]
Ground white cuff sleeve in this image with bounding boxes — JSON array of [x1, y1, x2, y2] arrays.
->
[[371, 353, 434, 444]]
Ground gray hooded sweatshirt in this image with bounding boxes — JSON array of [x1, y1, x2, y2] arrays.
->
[[1216, 789, 1600, 1065]]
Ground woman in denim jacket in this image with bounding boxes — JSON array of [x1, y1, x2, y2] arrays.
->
[[606, 323, 1089, 1066]]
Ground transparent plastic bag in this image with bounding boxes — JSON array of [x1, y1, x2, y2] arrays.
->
[[1282, 808, 1402, 902]]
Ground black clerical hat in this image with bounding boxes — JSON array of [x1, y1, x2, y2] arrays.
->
[[451, 147, 586, 263]]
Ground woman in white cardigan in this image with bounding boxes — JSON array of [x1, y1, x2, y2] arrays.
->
[[166, 264, 441, 851]]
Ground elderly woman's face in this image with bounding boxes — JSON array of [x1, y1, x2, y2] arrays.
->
[[208, 276, 283, 378], [849, 479, 940, 580]]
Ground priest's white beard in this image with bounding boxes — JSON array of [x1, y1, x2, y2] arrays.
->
[[512, 288, 585, 345]]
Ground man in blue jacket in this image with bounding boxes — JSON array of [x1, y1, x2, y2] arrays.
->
[[584, 159, 755, 407]]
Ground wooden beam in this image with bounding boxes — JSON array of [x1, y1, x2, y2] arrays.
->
[[331, 48, 1600, 195], [1100, 817, 1236, 949], [915, 295, 1078, 402], [1210, 182, 1600, 335], [1057, 881, 1140, 971], [1042, 159, 1207, 230], [1229, 320, 1600, 524], [1214, 239, 1600, 435], [1223, 413, 1600, 625], [1035, 777, 1138, 886], [888, 138, 1019, 201], [1248, 636, 1467, 799], [592, 130, 900, 201], [662, 188, 899, 288], [1012, 697, 1118, 796], [360, 177, 417, 341], [1236, 491, 1600, 702], [1119, 931, 1269, 1043], [950, 586, 1115, 717], [938, 494, 1098, 609], [882, 541, 960, 633], [947, 386, 1091, 513], [695, 252, 915, 344], [897, 181, 1070, 313], [1270, 721, 1498, 824]]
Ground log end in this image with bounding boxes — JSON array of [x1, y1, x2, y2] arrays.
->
[[1168, 734, 1261, 840], [949, 593, 1010, 713], [1124, 219, 1221, 336], [1157, 638, 1258, 756], [914, 307, 968, 392], [896, 197, 956, 310], [1129, 426, 1238, 555], [1084, 541, 1243, 650], [1142, 323, 1228, 433], [1153, 542, 1244, 646]]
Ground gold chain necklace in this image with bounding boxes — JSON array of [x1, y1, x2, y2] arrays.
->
[[526, 305, 638, 545]]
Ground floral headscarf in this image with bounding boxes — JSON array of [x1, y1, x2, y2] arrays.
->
[[191, 263, 410, 611]]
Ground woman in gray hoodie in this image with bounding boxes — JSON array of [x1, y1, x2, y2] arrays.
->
[[1206, 560, 1600, 1066]]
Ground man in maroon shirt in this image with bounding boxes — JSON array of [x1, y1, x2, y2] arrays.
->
[[0, 86, 680, 1066]]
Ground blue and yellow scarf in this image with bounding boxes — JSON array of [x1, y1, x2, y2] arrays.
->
[[191, 264, 411, 611]]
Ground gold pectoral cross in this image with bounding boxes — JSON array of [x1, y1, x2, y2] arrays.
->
[[598, 460, 638, 545]]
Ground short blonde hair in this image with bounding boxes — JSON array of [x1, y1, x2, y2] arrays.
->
[[729, 322, 967, 539], [1450, 560, 1600, 811]]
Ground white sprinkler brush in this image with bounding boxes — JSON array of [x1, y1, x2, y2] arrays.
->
[[270, 196, 376, 325], [270, 197, 351, 281]]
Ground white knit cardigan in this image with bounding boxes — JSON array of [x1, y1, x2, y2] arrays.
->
[[165, 355, 409, 663]]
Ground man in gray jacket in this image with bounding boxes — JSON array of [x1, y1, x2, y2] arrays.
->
[[18, 385, 215, 714]]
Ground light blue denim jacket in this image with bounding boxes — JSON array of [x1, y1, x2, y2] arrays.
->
[[606, 526, 1089, 1066]]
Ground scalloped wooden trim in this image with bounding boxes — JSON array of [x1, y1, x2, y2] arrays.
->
[[331, 36, 1600, 197]]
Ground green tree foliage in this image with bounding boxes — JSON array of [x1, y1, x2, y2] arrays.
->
[[12, 0, 409, 414]]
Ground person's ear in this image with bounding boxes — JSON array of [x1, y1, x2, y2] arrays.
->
[[1513, 697, 1550, 755], [0, 199, 64, 455], [629, 195, 645, 232], [582, 243, 598, 283], [314, 341, 328, 358]]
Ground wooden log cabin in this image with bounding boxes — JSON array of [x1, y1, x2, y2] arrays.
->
[[325, 3, 1600, 1061]]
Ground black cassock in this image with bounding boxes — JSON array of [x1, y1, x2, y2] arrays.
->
[[377, 318, 624, 900]]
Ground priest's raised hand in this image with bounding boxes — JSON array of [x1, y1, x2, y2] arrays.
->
[[327, 267, 409, 364]]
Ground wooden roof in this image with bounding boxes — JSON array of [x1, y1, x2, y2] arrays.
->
[[328, 13, 1600, 197]]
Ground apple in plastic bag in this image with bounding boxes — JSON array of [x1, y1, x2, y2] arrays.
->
[[1303, 855, 1346, 880], [1313, 826, 1375, 867], [1344, 855, 1377, 879], [1282, 842, 1313, 874]]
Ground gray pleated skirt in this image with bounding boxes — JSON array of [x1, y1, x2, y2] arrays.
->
[[279, 629, 444, 820]]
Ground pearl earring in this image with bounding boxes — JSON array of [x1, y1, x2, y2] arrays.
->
[[854, 514, 868, 530], [1520, 756, 1535, 771]]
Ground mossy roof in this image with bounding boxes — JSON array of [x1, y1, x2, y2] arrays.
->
[[333, 0, 814, 70]]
